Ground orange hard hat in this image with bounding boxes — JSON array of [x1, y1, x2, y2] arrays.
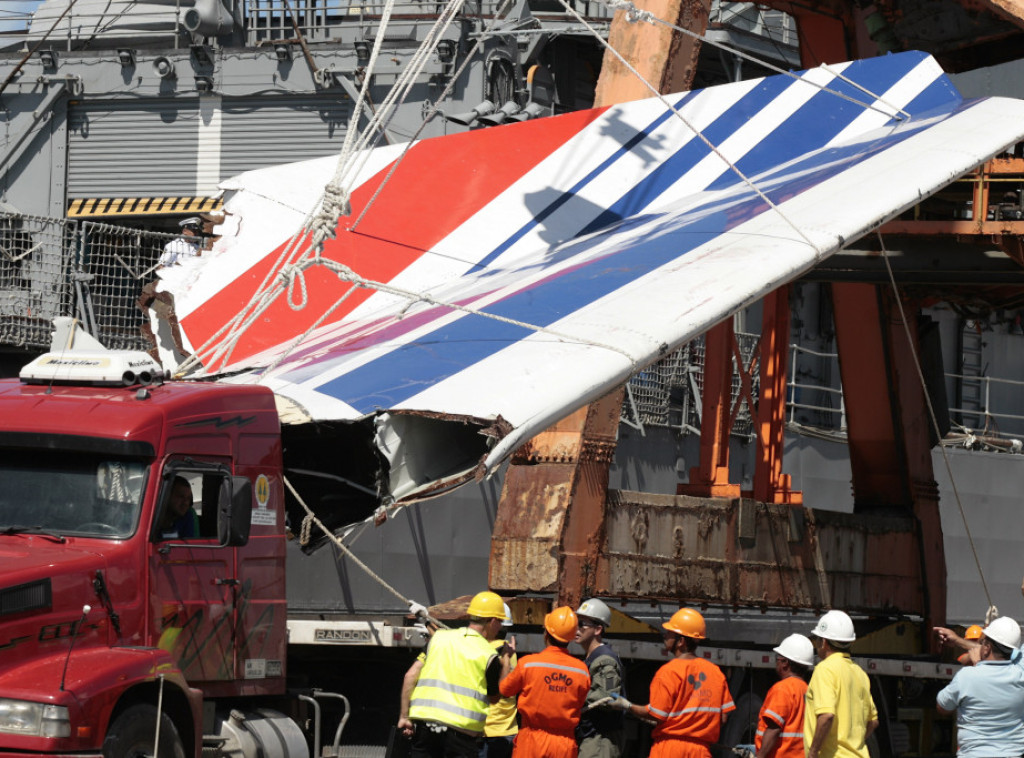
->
[[544, 606, 579, 643], [964, 624, 984, 640], [663, 607, 706, 639]]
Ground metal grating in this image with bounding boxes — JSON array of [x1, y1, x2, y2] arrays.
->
[[623, 332, 760, 437], [0, 579, 52, 616]]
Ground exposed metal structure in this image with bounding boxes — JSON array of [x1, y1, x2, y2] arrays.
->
[[487, 0, 1024, 643]]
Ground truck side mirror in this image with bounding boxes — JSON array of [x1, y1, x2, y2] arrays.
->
[[219, 477, 252, 547]]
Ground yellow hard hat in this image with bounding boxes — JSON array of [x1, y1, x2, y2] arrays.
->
[[663, 608, 706, 639], [467, 591, 506, 619], [544, 606, 579, 643]]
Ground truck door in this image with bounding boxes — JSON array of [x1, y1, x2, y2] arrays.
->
[[149, 462, 239, 684]]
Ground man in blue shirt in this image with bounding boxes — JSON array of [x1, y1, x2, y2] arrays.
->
[[159, 476, 199, 539], [936, 617, 1024, 757]]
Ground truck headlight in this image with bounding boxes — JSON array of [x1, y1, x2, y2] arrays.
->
[[0, 700, 71, 738]]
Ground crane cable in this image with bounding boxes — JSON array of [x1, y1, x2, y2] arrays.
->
[[554, 0, 819, 255], [602, 0, 910, 121], [572, 0, 996, 621], [285, 475, 450, 630], [179, 0, 921, 378], [180, 0, 517, 377], [571, 0, 995, 620], [876, 231, 996, 620]]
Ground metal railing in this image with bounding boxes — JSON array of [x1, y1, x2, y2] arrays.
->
[[2, 0, 618, 48], [9, 210, 1016, 448], [0, 214, 75, 349], [786, 343, 844, 430], [622, 332, 760, 437], [624, 334, 1024, 446], [75, 220, 173, 350], [945, 371, 1024, 439], [7, 2, 187, 50], [2, 0, 788, 49]]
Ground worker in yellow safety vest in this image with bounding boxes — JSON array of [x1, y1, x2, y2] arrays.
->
[[399, 591, 508, 758]]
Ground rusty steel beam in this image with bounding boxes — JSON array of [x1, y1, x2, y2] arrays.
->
[[490, 0, 707, 605], [593, 0, 709, 107], [788, 8, 854, 64], [960, 0, 1024, 30], [599, 490, 925, 614], [489, 389, 622, 604]]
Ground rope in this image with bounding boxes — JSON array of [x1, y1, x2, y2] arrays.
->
[[284, 475, 449, 630], [182, 0, 479, 374], [555, 0, 822, 255], [604, 0, 909, 121], [183, 0, 921, 379], [181, 0, 412, 372], [259, 282, 361, 378], [350, 0, 516, 229], [245, 255, 643, 381], [876, 232, 995, 618]]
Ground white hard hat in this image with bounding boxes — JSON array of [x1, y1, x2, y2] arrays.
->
[[576, 598, 612, 627], [501, 603, 513, 627], [812, 610, 856, 643], [983, 617, 1022, 650], [773, 634, 815, 668]]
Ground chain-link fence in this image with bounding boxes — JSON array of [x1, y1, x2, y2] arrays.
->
[[76, 221, 174, 350], [0, 212, 182, 353], [0, 214, 76, 350]]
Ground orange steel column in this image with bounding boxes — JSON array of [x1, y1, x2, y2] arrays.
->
[[678, 319, 740, 497], [832, 283, 908, 506], [753, 286, 801, 504], [832, 282, 946, 639], [790, 11, 850, 66]]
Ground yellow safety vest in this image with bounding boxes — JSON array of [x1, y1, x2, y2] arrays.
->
[[409, 628, 496, 732], [485, 639, 518, 737]]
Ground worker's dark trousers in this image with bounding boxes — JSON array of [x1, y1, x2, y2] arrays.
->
[[409, 722, 481, 758]]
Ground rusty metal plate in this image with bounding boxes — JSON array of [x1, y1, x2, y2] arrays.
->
[[600, 490, 925, 614]]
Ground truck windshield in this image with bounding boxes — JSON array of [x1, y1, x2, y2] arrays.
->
[[0, 451, 148, 539]]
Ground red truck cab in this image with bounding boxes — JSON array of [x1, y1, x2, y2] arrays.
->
[[0, 321, 295, 758]]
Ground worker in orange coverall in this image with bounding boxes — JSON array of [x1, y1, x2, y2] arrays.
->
[[499, 606, 590, 758], [753, 634, 815, 758], [957, 625, 984, 666], [609, 607, 735, 758]]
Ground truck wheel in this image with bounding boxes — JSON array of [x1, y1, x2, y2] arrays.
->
[[103, 704, 186, 758]]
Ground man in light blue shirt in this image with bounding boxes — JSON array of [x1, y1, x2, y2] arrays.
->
[[936, 617, 1024, 757]]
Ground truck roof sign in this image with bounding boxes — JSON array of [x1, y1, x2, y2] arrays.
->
[[20, 317, 164, 386], [21, 350, 163, 386]]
